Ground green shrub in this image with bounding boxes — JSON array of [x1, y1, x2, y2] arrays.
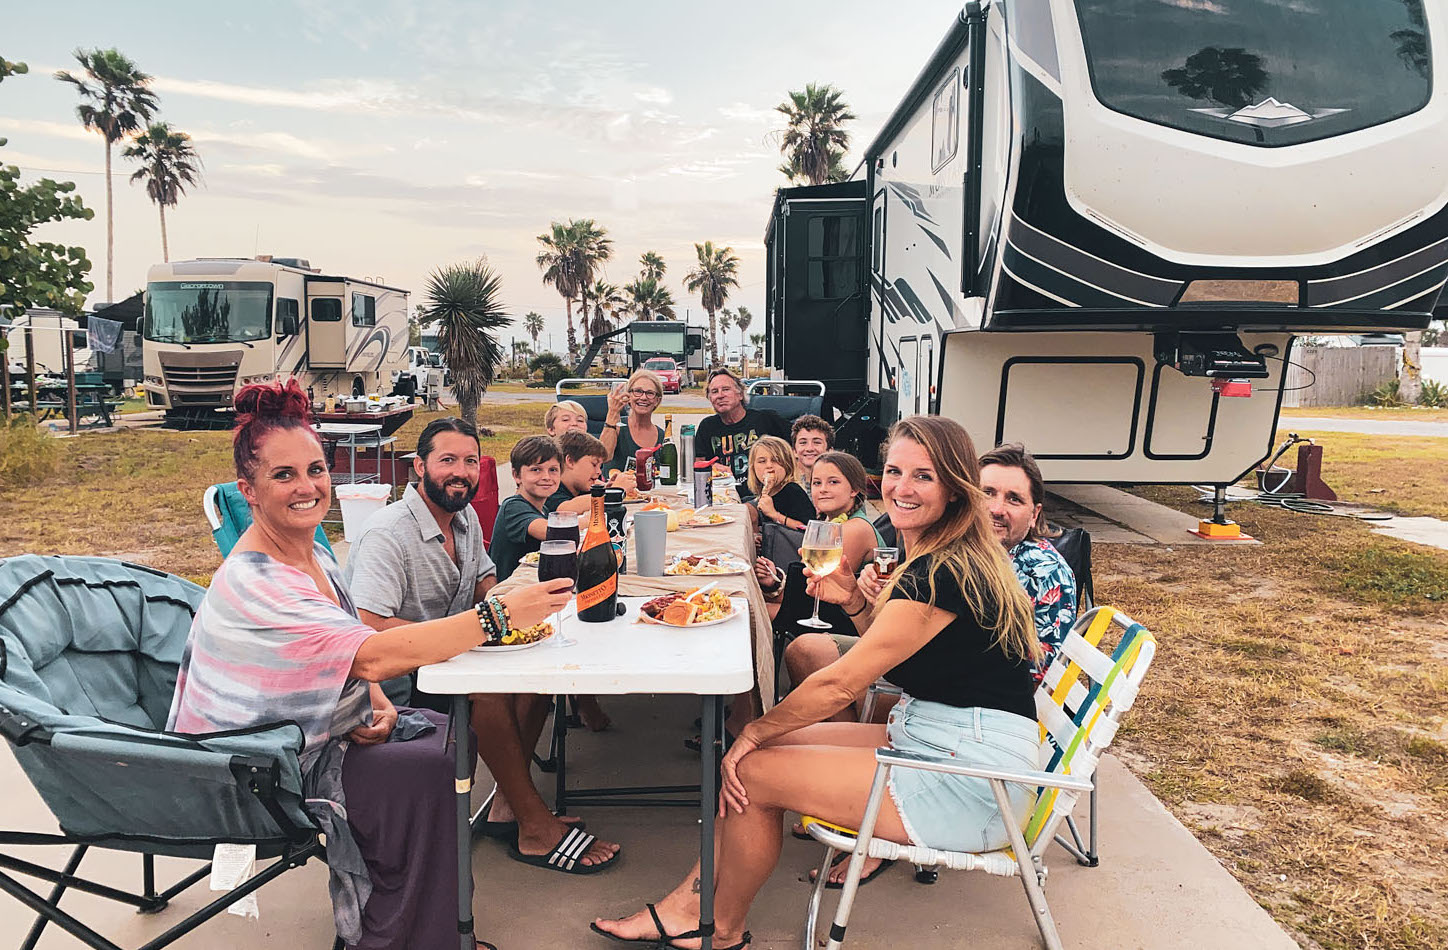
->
[[527, 353, 568, 386], [0, 415, 60, 489], [1419, 378, 1448, 408], [1366, 377, 1403, 407]]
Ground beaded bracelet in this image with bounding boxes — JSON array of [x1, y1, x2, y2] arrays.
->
[[489, 595, 512, 633], [474, 600, 503, 644]]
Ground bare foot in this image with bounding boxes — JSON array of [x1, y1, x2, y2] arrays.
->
[[592, 901, 747, 949], [577, 695, 612, 732], [517, 816, 619, 867], [810, 854, 885, 885], [484, 789, 581, 828]]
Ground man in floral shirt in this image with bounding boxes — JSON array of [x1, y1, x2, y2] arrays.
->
[[979, 444, 1077, 683]]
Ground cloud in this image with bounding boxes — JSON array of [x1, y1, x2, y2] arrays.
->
[[720, 102, 779, 124], [1155, 0, 1226, 12], [151, 75, 408, 113], [3, 117, 96, 142], [634, 87, 673, 105]]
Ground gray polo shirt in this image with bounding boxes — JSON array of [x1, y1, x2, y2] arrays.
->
[[344, 484, 497, 622]]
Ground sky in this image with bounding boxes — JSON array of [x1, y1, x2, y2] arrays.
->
[[2, 0, 955, 353]]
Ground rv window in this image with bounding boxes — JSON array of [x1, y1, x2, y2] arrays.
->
[[144, 280, 273, 343], [312, 299, 342, 323], [871, 203, 884, 275], [276, 298, 300, 335], [352, 293, 376, 327], [808, 215, 862, 300], [931, 67, 961, 172], [1073, 0, 1431, 147]]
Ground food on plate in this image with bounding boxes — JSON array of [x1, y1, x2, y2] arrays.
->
[[639, 589, 735, 625], [711, 463, 731, 479], [485, 619, 553, 646], [641, 500, 671, 511], [520, 550, 541, 565], [682, 511, 730, 526], [665, 553, 748, 575]]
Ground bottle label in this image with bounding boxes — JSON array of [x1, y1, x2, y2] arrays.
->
[[576, 572, 618, 611], [658, 465, 671, 480]]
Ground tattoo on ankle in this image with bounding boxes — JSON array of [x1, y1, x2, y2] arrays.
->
[[690, 876, 701, 894]]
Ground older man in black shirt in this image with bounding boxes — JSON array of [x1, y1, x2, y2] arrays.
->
[[692, 367, 787, 499]]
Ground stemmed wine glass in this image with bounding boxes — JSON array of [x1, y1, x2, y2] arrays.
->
[[797, 519, 844, 630], [537, 539, 578, 647]]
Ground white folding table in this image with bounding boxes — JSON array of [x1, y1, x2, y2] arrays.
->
[[417, 596, 755, 950]]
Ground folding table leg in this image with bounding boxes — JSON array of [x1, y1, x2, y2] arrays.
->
[[553, 693, 569, 815], [698, 694, 720, 950], [450, 694, 474, 950]]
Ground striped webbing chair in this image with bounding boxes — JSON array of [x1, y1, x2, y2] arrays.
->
[[801, 607, 1156, 950]]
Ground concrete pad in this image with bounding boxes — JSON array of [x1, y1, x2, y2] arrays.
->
[[1279, 416, 1448, 438], [0, 694, 1296, 950], [1370, 515, 1448, 553], [1048, 485, 1260, 546]]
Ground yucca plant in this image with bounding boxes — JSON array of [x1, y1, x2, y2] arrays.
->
[[420, 258, 511, 426]]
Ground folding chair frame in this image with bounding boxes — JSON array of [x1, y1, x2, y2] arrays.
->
[[0, 710, 335, 950]]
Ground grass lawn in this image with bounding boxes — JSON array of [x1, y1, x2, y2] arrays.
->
[[1281, 405, 1448, 422], [1103, 488, 1448, 950], [1273, 429, 1448, 519], [4, 415, 1447, 948]]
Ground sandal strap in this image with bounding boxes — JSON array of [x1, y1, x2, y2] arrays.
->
[[646, 903, 702, 943], [548, 826, 596, 872]]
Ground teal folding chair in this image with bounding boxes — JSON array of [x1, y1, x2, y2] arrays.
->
[[203, 482, 333, 558]]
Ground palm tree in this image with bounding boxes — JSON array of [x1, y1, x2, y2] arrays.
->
[[719, 308, 735, 360], [749, 332, 766, 369], [775, 82, 856, 186], [56, 48, 158, 301], [570, 219, 613, 354], [122, 122, 202, 263], [420, 258, 511, 426], [590, 280, 626, 338], [639, 251, 666, 282], [684, 241, 740, 365], [536, 222, 581, 360], [623, 276, 677, 321], [734, 306, 753, 367], [524, 311, 544, 348]]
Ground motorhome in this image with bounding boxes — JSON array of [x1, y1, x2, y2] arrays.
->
[[765, 0, 1447, 487], [141, 257, 409, 414]]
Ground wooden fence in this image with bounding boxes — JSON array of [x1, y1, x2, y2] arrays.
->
[[1281, 346, 1398, 407]]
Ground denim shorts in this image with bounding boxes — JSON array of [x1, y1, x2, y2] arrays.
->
[[885, 696, 1041, 853]]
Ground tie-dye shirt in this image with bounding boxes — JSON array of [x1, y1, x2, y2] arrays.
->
[[1009, 538, 1078, 684], [167, 543, 377, 768]]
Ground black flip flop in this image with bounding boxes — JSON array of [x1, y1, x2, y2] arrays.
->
[[589, 904, 751, 950], [810, 852, 897, 890], [510, 825, 619, 875], [473, 788, 586, 840]]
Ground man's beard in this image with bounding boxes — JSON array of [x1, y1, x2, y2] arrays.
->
[[423, 471, 478, 512]]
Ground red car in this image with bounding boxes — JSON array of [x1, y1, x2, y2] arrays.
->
[[643, 357, 683, 393]]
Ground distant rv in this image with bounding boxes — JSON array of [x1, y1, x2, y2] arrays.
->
[[141, 257, 409, 414]]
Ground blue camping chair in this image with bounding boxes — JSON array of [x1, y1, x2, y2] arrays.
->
[[204, 481, 334, 557], [745, 379, 826, 425], [0, 555, 334, 950]]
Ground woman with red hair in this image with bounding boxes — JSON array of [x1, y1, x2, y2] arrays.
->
[[168, 380, 571, 949]]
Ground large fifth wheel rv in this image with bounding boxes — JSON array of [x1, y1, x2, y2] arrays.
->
[[765, 0, 1446, 485], [142, 257, 409, 415]]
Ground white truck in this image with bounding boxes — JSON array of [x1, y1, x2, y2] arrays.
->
[[141, 257, 409, 415]]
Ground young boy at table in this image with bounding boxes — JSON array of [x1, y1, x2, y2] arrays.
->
[[545, 430, 615, 516], [489, 435, 561, 583], [544, 400, 590, 437]]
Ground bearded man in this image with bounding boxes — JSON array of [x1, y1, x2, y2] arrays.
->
[[345, 416, 623, 875]]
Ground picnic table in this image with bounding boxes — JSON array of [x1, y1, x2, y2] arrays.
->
[[8, 380, 119, 428], [418, 597, 754, 950], [312, 404, 415, 437]]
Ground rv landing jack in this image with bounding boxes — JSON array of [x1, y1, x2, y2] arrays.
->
[[1190, 486, 1255, 541]]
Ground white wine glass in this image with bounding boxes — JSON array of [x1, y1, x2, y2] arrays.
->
[[798, 519, 844, 630]]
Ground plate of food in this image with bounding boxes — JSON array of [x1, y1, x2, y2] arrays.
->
[[680, 511, 734, 527], [620, 486, 654, 504], [520, 550, 541, 566], [472, 619, 554, 652], [638, 590, 738, 627], [664, 553, 750, 576]]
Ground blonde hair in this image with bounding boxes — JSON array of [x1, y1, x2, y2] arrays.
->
[[625, 369, 663, 400], [746, 435, 798, 497], [544, 399, 588, 434], [879, 416, 1040, 664]]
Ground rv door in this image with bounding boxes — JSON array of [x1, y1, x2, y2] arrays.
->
[[919, 335, 935, 415], [900, 336, 920, 415], [306, 284, 346, 368]]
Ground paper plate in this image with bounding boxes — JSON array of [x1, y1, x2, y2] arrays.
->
[[638, 605, 740, 628]]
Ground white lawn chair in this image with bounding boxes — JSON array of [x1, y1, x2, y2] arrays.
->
[[801, 607, 1156, 950]]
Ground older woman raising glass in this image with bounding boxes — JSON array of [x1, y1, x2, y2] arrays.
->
[[591, 415, 1041, 949], [168, 380, 572, 950], [600, 368, 666, 475]]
